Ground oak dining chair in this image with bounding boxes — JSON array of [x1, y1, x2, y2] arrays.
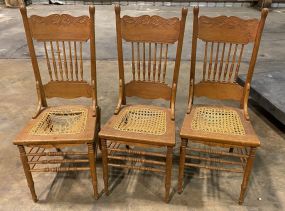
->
[[13, 6, 100, 202], [178, 7, 268, 204], [99, 5, 188, 203]]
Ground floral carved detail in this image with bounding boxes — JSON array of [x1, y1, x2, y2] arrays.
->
[[122, 15, 179, 27], [198, 15, 259, 43], [199, 16, 259, 29], [29, 14, 90, 25]]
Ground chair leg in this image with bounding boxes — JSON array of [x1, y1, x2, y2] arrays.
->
[[165, 146, 173, 203], [178, 139, 188, 194], [18, 145, 38, 202], [87, 142, 99, 199], [239, 147, 257, 205], [97, 107, 102, 151], [101, 139, 109, 195]]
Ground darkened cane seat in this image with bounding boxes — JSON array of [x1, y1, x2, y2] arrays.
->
[[14, 105, 97, 145]]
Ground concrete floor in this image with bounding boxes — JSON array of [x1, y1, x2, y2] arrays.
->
[[0, 4, 285, 211]]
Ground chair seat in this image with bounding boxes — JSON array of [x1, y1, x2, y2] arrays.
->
[[13, 105, 97, 145], [99, 105, 175, 147], [180, 105, 260, 147]]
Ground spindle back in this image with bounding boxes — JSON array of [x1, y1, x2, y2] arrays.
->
[[20, 6, 97, 110], [115, 5, 187, 107], [189, 7, 268, 106]]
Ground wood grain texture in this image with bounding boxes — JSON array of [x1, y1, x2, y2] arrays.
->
[[121, 15, 180, 43], [29, 14, 90, 41], [100, 6, 187, 203], [14, 105, 97, 145], [16, 6, 99, 202], [100, 105, 175, 147], [179, 7, 268, 205], [44, 81, 92, 99], [194, 81, 243, 101], [198, 15, 259, 44], [125, 80, 172, 100]]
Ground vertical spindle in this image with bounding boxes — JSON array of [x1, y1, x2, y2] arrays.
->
[[68, 41, 74, 80], [153, 43, 157, 81], [158, 43, 163, 82], [207, 42, 214, 80], [74, 41, 79, 81], [143, 42, 146, 81], [162, 44, 168, 83], [202, 41, 208, 81], [148, 43, 151, 81], [213, 42, 220, 81], [234, 44, 244, 80], [137, 42, 140, 80], [228, 44, 238, 82], [44, 42, 53, 81], [62, 41, 69, 80], [56, 41, 63, 80], [131, 42, 135, 80], [218, 43, 226, 81], [80, 42, 83, 81], [223, 43, 232, 81], [50, 41, 58, 80]]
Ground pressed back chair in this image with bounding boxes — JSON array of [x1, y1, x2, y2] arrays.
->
[[99, 5, 187, 203], [13, 6, 100, 202], [178, 7, 268, 204]]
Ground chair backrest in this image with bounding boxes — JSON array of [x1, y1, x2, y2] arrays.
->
[[115, 5, 187, 119], [20, 6, 97, 113], [188, 7, 268, 108]]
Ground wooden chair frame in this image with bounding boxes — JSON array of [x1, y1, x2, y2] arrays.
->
[[13, 6, 100, 202], [178, 7, 268, 204], [99, 5, 188, 203]]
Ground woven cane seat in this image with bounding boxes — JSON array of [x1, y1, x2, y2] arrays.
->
[[30, 108, 88, 135], [99, 105, 175, 146], [14, 105, 97, 145], [180, 105, 260, 147], [191, 107, 246, 136], [113, 107, 166, 135]]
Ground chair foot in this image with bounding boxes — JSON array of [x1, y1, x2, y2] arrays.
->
[[239, 147, 257, 205], [101, 139, 109, 196], [178, 139, 188, 194], [32, 197, 39, 203], [165, 146, 173, 203], [87, 142, 99, 200]]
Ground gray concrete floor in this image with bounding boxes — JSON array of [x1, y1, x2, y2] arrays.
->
[[0, 4, 285, 211]]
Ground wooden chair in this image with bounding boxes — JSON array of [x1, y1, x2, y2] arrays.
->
[[178, 7, 268, 204], [13, 6, 100, 202], [99, 5, 187, 203]]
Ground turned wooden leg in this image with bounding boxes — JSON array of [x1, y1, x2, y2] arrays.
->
[[98, 140, 102, 151], [97, 107, 102, 151], [165, 146, 173, 203], [178, 139, 188, 194], [239, 147, 257, 205], [87, 142, 99, 199], [18, 145, 38, 202], [101, 139, 109, 195]]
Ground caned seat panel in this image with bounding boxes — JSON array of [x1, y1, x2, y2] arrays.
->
[[99, 105, 175, 146], [14, 105, 96, 145], [180, 105, 260, 147]]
